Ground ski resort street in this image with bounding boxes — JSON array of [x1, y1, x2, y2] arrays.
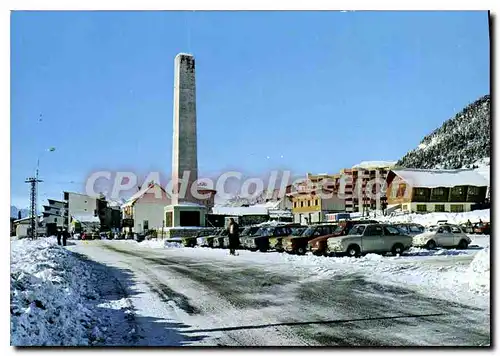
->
[[68, 240, 490, 346]]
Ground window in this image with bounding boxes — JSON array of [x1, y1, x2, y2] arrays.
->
[[293, 201, 297, 208], [397, 225, 409, 234], [365, 225, 383, 236], [349, 225, 366, 235], [410, 225, 424, 233], [384, 226, 401, 236], [415, 188, 426, 196], [402, 205, 408, 211], [438, 226, 451, 234], [451, 226, 462, 234], [452, 187, 464, 195], [300, 201, 304, 208], [144, 220, 149, 230], [450, 204, 464, 213], [315, 199, 319, 206], [434, 204, 445, 212], [468, 186, 479, 195], [433, 188, 444, 196], [307, 200, 311, 207], [416, 204, 427, 212]]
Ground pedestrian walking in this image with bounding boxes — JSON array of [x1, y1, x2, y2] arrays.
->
[[228, 218, 240, 256]]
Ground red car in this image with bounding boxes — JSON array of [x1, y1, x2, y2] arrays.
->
[[308, 219, 379, 256]]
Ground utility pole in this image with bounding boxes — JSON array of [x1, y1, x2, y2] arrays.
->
[[25, 170, 42, 240]]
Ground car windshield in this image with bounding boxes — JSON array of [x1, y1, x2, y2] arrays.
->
[[292, 227, 306, 236], [301, 226, 316, 237], [240, 227, 251, 236], [256, 227, 273, 237], [334, 225, 345, 233], [348, 225, 366, 235]]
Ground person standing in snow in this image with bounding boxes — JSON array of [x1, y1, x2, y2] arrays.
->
[[56, 229, 62, 246], [228, 218, 239, 256], [62, 230, 69, 246]]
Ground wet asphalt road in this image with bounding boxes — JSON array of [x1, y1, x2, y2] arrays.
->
[[71, 241, 491, 347]]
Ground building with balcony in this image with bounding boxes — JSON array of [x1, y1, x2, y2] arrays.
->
[[385, 168, 489, 213], [287, 173, 344, 225]]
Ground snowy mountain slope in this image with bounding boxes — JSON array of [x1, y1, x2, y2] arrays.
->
[[397, 95, 490, 169]]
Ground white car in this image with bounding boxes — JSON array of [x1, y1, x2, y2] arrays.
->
[[327, 223, 413, 257], [412, 224, 471, 249]]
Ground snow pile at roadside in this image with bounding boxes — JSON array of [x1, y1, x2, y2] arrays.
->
[[467, 246, 490, 295], [376, 209, 490, 226], [134, 239, 183, 249], [11, 237, 103, 346]]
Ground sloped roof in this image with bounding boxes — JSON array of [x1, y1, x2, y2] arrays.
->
[[122, 183, 170, 207], [391, 168, 489, 188]]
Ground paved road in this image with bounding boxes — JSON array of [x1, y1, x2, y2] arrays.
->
[[69, 241, 490, 347]]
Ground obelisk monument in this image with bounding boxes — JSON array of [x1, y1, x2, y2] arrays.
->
[[171, 53, 198, 204], [165, 53, 211, 227]]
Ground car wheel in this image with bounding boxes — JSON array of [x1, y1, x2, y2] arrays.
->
[[297, 247, 305, 255], [346, 244, 360, 258], [426, 240, 437, 249], [391, 243, 404, 256], [457, 239, 469, 249]]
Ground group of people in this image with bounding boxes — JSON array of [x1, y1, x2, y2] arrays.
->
[[56, 229, 70, 246]]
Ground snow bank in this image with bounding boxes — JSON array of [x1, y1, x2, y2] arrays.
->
[[11, 237, 102, 346], [467, 246, 490, 295]]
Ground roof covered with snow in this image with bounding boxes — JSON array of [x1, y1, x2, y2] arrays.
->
[[391, 168, 489, 188], [122, 183, 170, 207], [352, 161, 397, 169]]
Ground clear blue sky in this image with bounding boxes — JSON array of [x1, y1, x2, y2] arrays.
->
[[11, 11, 490, 208]]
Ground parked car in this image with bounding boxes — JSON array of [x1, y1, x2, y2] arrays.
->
[[246, 225, 293, 252], [284, 224, 338, 255], [412, 224, 472, 249], [135, 233, 145, 243], [197, 228, 222, 248], [269, 223, 305, 252], [213, 229, 229, 248], [327, 223, 413, 257], [240, 226, 265, 249], [308, 219, 378, 256], [473, 222, 490, 235], [394, 223, 425, 236]]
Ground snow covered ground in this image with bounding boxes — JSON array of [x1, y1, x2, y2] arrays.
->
[[134, 236, 490, 309], [10, 237, 104, 346], [11, 229, 490, 346]]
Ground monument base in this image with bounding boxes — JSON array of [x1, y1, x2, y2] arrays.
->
[[164, 202, 207, 227]]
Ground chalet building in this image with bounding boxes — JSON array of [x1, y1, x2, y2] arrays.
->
[[287, 173, 345, 225], [386, 168, 489, 213]]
